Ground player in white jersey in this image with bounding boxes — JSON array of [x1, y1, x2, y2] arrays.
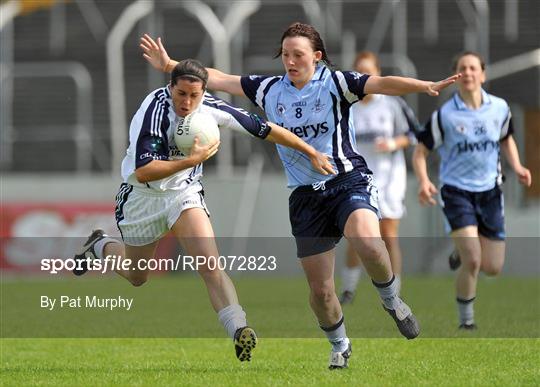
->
[[141, 23, 459, 369], [413, 52, 532, 330], [339, 52, 420, 305], [73, 59, 333, 362]]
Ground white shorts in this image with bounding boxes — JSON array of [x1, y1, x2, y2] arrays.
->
[[115, 181, 209, 246], [372, 165, 406, 220]]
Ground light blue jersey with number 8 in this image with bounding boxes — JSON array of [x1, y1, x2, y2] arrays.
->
[[241, 65, 372, 188]]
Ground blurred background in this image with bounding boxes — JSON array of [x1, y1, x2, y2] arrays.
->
[[1, 0, 539, 275]]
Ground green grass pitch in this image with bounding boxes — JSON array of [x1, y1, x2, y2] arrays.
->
[[2, 338, 538, 386], [1, 276, 539, 385]]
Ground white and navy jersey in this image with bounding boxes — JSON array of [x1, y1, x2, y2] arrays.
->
[[121, 85, 271, 191], [417, 89, 514, 192], [351, 95, 419, 204], [241, 65, 371, 188], [352, 95, 419, 143]]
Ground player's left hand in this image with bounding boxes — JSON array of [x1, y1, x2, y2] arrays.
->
[[140, 34, 171, 72], [426, 73, 462, 96], [418, 179, 438, 206], [311, 152, 336, 175], [515, 166, 532, 187]]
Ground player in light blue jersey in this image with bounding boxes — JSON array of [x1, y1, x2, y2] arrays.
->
[[73, 59, 332, 362], [142, 22, 459, 369], [339, 51, 420, 305], [413, 52, 532, 330]]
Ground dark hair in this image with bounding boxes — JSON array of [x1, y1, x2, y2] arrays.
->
[[273, 22, 334, 68], [353, 51, 380, 73], [452, 51, 485, 72], [171, 59, 208, 89]]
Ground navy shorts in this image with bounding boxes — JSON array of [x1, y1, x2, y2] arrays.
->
[[289, 168, 380, 258], [440, 184, 505, 240]]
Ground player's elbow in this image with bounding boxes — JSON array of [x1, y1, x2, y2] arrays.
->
[[499, 135, 512, 147], [413, 144, 429, 158], [412, 147, 422, 163]]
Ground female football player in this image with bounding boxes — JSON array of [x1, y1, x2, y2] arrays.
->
[[413, 52, 531, 329], [74, 59, 333, 362]]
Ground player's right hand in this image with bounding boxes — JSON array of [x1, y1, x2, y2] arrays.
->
[[426, 73, 462, 96], [140, 34, 171, 72], [418, 179, 438, 206], [189, 137, 220, 165], [310, 152, 336, 176]]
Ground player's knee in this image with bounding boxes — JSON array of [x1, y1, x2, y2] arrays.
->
[[457, 245, 481, 270], [463, 256, 481, 273], [198, 266, 221, 281], [356, 238, 386, 263], [381, 235, 398, 249], [482, 263, 502, 276], [311, 283, 334, 304]]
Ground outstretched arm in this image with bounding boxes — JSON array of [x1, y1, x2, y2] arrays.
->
[[140, 34, 245, 96], [501, 135, 532, 187], [412, 143, 438, 206], [364, 74, 461, 97], [265, 123, 335, 176]]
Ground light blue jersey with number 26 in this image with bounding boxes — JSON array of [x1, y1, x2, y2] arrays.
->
[[417, 90, 514, 192]]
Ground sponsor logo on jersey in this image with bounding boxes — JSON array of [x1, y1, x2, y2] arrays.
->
[[456, 140, 499, 154], [277, 121, 329, 138], [139, 152, 167, 160]]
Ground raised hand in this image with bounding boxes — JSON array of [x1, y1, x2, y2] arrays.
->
[[140, 34, 171, 72], [426, 73, 462, 96]]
